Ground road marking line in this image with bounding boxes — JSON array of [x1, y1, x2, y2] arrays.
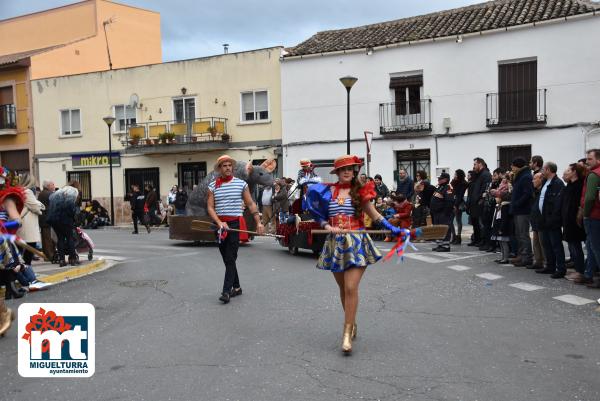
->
[[97, 255, 129, 261], [553, 294, 596, 306], [446, 265, 471, 271], [93, 248, 127, 254], [509, 282, 545, 291], [403, 252, 486, 264], [476, 273, 503, 280]]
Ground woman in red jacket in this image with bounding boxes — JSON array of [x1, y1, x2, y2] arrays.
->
[[385, 194, 413, 242]]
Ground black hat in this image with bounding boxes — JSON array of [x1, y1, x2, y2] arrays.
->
[[438, 172, 450, 180], [511, 157, 527, 168]]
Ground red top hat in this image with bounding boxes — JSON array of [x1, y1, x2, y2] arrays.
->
[[330, 155, 363, 174]]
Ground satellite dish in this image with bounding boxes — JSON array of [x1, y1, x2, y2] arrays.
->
[[129, 93, 139, 109]]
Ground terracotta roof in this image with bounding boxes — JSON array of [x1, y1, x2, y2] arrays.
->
[[0, 44, 68, 66], [286, 0, 600, 57]]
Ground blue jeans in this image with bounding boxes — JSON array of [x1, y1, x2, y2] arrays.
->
[[584, 218, 600, 279], [278, 212, 289, 224], [540, 229, 565, 273], [16, 265, 37, 286]]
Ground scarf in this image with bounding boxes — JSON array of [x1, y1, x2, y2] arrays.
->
[[215, 174, 234, 189], [331, 182, 351, 200]]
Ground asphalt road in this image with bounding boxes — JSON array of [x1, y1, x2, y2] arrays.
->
[[1, 229, 599, 401]]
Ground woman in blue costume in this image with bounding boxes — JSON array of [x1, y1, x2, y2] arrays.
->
[[306, 155, 402, 354]]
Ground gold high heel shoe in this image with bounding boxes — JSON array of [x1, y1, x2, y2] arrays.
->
[[342, 323, 353, 353], [351, 323, 357, 340]]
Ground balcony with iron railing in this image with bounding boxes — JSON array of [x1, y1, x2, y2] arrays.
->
[[122, 117, 230, 153], [486, 89, 547, 128], [0, 104, 16, 130], [379, 99, 432, 135]]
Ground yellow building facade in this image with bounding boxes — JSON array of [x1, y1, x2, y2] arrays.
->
[[0, 0, 161, 174], [32, 47, 283, 223]]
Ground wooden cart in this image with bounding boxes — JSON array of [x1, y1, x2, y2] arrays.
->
[[276, 215, 327, 256], [169, 212, 256, 242]]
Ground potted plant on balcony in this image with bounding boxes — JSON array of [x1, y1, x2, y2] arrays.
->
[[129, 131, 142, 146], [221, 133, 230, 143], [145, 138, 153, 146], [165, 132, 176, 144], [208, 125, 217, 139]]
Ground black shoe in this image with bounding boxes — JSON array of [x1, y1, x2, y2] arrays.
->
[[452, 237, 462, 245], [219, 292, 230, 303], [551, 272, 566, 279], [434, 246, 451, 252], [498, 260, 510, 264], [467, 242, 478, 247], [132, 231, 139, 234], [59, 260, 68, 267], [485, 247, 497, 253], [536, 268, 555, 274], [4, 281, 26, 299], [432, 245, 442, 252], [230, 287, 242, 297]]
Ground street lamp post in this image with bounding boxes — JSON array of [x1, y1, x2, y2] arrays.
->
[[103, 116, 116, 226], [339, 76, 358, 155]]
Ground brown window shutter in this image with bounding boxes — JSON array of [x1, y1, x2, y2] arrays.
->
[[395, 88, 407, 115], [408, 85, 421, 114]]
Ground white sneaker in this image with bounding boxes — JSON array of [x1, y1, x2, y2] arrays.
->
[[28, 281, 51, 291]]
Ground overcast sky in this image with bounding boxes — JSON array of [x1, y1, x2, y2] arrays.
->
[[0, 0, 484, 61]]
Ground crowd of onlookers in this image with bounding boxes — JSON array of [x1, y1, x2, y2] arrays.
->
[[364, 152, 600, 290]]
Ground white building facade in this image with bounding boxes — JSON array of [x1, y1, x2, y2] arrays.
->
[[281, 0, 600, 187]]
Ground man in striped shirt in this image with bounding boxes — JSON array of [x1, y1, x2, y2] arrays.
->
[[208, 155, 264, 304]]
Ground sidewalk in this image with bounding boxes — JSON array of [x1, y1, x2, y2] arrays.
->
[[0, 257, 112, 298]]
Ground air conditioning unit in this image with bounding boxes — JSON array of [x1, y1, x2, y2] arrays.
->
[[443, 118, 452, 130]]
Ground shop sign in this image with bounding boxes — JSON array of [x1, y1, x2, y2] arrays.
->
[[72, 153, 120, 169]]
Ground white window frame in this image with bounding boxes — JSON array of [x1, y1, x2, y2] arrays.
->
[[171, 96, 198, 123], [239, 90, 270, 124], [59, 108, 82, 137], [112, 104, 138, 133]]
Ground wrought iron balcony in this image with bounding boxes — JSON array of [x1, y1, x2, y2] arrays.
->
[[122, 117, 230, 149], [0, 104, 16, 130], [379, 99, 432, 135], [486, 89, 547, 127]]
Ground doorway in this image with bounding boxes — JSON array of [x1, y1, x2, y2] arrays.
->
[[395, 149, 431, 184]]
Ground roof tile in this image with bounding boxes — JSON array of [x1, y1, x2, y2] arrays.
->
[[286, 0, 599, 57]]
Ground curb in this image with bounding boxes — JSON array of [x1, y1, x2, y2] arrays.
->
[[40, 259, 109, 285]]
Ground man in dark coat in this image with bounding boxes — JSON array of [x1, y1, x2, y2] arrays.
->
[[395, 169, 414, 200], [509, 158, 534, 266], [535, 162, 566, 278], [466, 157, 492, 246], [528, 172, 546, 269], [128, 184, 149, 234], [430, 173, 455, 252], [561, 163, 586, 279], [37, 180, 56, 262]]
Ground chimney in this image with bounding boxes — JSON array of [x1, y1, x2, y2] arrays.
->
[[223, 44, 229, 54]]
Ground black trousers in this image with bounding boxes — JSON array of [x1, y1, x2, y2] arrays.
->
[[218, 220, 240, 294], [471, 216, 481, 243], [52, 223, 76, 260], [132, 212, 146, 233], [432, 211, 453, 244]]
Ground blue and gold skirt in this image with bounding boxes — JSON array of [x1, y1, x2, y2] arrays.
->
[[316, 232, 382, 272]]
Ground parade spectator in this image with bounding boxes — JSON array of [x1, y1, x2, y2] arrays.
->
[[85, 200, 110, 228], [450, 169, 468, 244], [491, 192, 512, 264], [508, 158, 534, 266], [47, 184, 79, 267], [396, 169, 414, 200], [373, 174, 389, 199], [535, 162, 566, 278], [258, 184, 275, 234], [466, 157, 492, 246], [144, 184, 160, 226], [577, 149, 600, 287], [128, 184, 149, 234], [167, 185, 178, 214], [359, 173, 368, 185], [174, 186, 188, 215], [562, 163, 586, 281], [390, 194, 412, 229], [37, 180, 56, 262], [273, 181, 289, 224], [430, 172, 455, 252], [480, 168, 502, 252], [529, 155, 544, 175], [15, 173, 46, 289]]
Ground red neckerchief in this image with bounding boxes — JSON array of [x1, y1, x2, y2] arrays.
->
[[332, 182, 352, 200], [215, 174, 234, 188]]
